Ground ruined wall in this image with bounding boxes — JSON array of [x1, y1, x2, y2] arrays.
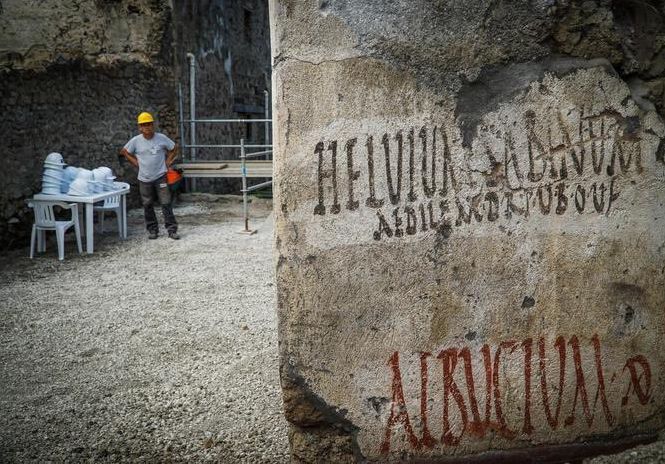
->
[[172, 0, 272, 192], [0, 0, 272, 248], [272, 1, 665, 462], [0, 0, 176, 248]]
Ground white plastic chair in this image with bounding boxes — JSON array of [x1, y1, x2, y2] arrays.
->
[[94, 194, 122, 236], [28, 200, 82, 261]]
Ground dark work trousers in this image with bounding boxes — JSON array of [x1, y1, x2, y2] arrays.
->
[[139, 174, 177, 234]]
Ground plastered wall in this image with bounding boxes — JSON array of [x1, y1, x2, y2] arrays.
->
[[271, 1, 665, 462]]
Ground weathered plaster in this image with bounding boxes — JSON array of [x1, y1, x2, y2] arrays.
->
[[272, 1, 665, 462]]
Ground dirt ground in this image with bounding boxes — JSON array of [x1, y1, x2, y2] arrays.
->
[[0, 194, 663, 463], [0, 194, 289, 463]]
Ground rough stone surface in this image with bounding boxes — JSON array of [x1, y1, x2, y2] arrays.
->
[[0, 196, 289, 462], [0, 0, 272, 250], [0, 0, 177, 250], [172, 0, 272, 193], [0, 0, 172, 71], [271, 1, 665, 462], [585, 436, 665, 464]]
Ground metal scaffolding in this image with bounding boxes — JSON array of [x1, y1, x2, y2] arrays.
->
[[240, 139, 273, 234], [175, 53, 273, 234]]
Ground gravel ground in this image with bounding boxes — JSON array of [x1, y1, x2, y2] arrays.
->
[[1, 194, 663, 463], [0, 195, 289, 463], [584, 439, 665, 464]]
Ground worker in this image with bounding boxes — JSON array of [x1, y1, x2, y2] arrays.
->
[[119, 112, 180, 240]]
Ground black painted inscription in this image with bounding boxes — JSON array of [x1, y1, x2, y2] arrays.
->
[[346, 138, 360, 211], [312, 108, 644, 241]]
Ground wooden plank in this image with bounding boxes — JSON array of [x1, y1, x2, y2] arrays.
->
[[175, 160, 273, 178], [176, 163, 228, 170], [180, 170, 273, 178]]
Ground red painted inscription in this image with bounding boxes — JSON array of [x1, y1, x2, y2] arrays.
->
[[380, 334, 653, 453]]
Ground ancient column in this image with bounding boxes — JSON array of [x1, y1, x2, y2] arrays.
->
[[271, 1, 665, 461]]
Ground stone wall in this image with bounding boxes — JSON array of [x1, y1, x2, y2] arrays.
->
[[0, 0, 176, 249], [271, 1, 665, 462], [172, 0, 272, 193], [0, 0, 272, 249]]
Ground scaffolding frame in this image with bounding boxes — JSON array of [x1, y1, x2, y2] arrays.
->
[[176, 53, 273, 234]]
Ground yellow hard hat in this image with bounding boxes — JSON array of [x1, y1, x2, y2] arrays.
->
[[137, 112, 154, 124]]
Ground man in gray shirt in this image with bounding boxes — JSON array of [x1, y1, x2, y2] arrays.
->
[[120, 111, 180, 240]]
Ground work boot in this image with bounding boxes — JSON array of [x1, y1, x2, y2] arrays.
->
[[168, 231, 180, 240], [148, 231, 159, 240]]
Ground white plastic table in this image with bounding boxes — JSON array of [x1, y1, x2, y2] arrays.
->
[[33, 183, 130, 254]]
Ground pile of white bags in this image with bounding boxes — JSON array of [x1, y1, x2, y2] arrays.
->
[[91, 167, 116, 193], [61, 166, 80, 193], [41, 153, 66, 195], [40, 153, 117, 196]]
